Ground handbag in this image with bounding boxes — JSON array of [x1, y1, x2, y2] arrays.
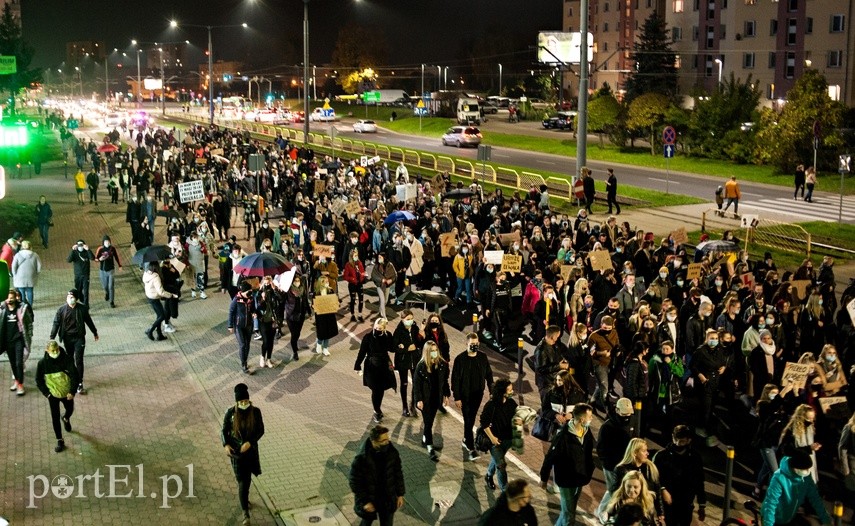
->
[[475, 403, 499, 452], [531, 413, 554, 441]]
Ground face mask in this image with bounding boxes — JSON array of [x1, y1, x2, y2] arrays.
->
[[67, 297, 77, 306], [667, 314, 677, 322], [826, 355, 837, 363], [319, 258, 326, 264], [708, 339, 719, 348], [659, 272, 668, 279], [584, 301, 593, 308], [769, 393, 778, 400], [262, 223, 268, 228], [715, 279, 723, 286], [626, 281, 635, 289], [374, 443, 389, 452], [461, 249, 468, 255], [676, 280, 684, 287], [194, 218, 200, 223], [297, 255, 304, 261], [293, 282, 301, 289], [758, 321, 766, 329], [237, 401, 251, 410], [77, 246, 85, 252], [616, 248, 623, 254], [47, 349, 60, 359], [674, 260, 682, 269], [818, 300, 824, 306], [766, 317, 775, 326], [104, 242, 111, 248], [619, 415, 632, 423], [513, 244, 520, 250], [486, 267, 494, 274], [403, 319, 414, 327], [794, 468, 812, 478], [430, 350, 439, 359]]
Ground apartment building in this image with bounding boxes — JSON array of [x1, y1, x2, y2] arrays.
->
[[563, 0, 855, 106]]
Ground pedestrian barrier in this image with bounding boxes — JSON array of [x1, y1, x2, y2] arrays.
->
[[833, 502, 843, 526], [701, 208, 812, 258]]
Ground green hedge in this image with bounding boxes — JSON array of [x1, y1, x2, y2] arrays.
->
[[0, 200, 37, 241]]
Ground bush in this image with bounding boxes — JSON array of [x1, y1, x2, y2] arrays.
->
[[0, 200, 37, 241]]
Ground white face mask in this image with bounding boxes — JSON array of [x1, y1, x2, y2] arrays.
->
[[66, 297, 76, 306], [47, 349, 60, 359], [237, 401, 251, 410], [793, 468, 812, 478], [430, 351, 439, 359], [104, 242, 111, 248]]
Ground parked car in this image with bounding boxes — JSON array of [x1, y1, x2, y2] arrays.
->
[[104, 112, 123, 128], [310, 107, 336, 122], [352, 120, 377, 133], [291, 111, 305, 123], [480, 101, 499, 114], [541, 111, 576, 131], [441, 126, 482, 148], [529, 98, 552, 110]]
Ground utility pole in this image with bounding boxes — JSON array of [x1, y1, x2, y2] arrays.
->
[[576, 0, 590, 184]]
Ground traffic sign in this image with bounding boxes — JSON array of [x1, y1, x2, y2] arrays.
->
[[363, 91, 380, 103], [664, 144, 675, 158], [574, 178, 585, 199], [414, 98, 428, 116], [839, 154, 851, 173], [662, 126, 676, 145], [67, 119, 78, 130], [322, 98, 332, 110]]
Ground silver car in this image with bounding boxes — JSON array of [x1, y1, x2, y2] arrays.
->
[[441, 126, 482, 148]]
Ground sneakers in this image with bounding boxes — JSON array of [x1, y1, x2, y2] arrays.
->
[[200, 291, 208, 299], [242, 366, 253, 375], [15, 383, 24, 396], [266, 359, 275, 368], [63, 416, 72, 432], [292, 353, 299, 361], [9, 381, 16, 391], [461, 440, 470, 452], [322, 347, 330, 356], [163, 324, 175, 333], [253, 332, 262, 341], [402, 409, 411, 417], [427, 445, 438, 462], [260, 356, 266, 368], [373, 412, 382, 423], [77, 384, 87, 395], [314, 343, 322, 354], [55, 439, 65, 453], [191, 290, 197, 298], [484, 474, 497, 490]]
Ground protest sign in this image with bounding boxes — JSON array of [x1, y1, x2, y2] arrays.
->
[[671, 227, 689, 246], [439, 233, 456, 257], [314, 179, 326, 194], [686, 263, 703, 280], [484, 250, 504, 265], [560, 265, 574, 282], [781, 362, 812, 389], [177, 180, 205, 203], [345, 200, 361, 217], [501, 254, 522, 273], [313, 294, 340, 315], [313, 244, 335, 259], [818, 396, 847, 414], [498, 231, 521, 247], [789, 280, 811, 302], [588, 250, 613, 272]]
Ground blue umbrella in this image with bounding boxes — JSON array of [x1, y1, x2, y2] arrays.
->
[[384, 210, 416, 225]]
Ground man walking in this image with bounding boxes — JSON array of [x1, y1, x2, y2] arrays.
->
[[49, 289, 99, 394], [653, 425, 707, 526], [86, 168, 100, 206], [595, 398, 635, 523], [478, 479, 538, 525], [349, 425, 406, 526], [582, 168, 596, 214], [67, 240, 95, 306], [95, 235, 122, 308], [606, 168, 621, 215], [35, 195, 52, 248], [228, 282, 256, 375], [540, 403, 595, 526], [722, 175, 741, 217], [452, 332, 494, 461]]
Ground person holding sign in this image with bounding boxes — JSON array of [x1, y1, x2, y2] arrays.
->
[[818, 344, 847, 396], [313, 276, 339, 356]]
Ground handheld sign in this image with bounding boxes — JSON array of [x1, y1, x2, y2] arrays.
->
[[501, 254, 522, 273]]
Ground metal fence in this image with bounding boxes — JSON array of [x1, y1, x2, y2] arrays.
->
[[701, 208, 812, 257]]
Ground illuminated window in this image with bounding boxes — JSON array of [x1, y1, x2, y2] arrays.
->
[[673, 0, 684, 11]]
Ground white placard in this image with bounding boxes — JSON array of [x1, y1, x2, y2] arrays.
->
[[484, 250, 505, 265], [275, 267, 298, 292], [177, 179, 205, 203], [847, 298, 855, 326], [395, 184, 418, 202], [740, 214, 760, 229], [367, 155, 381, 166]]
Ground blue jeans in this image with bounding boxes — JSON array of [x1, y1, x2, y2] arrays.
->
[[18, 287, 33, 308], [556, 485, 583, 526], [235, 326, 252, 368], [487, 439, 513, 491], [756, 447, 778, 488], [454, 277, 472, 304], [596, 469, 617, 520], [38, 223, 49, 247]]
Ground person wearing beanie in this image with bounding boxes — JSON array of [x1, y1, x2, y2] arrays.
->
[[646, 266, 670, 313], [222, 383, 265, 526], [49, 289, 99, 395], [761, 451, 831, 526], [95, 235, 122, 308]]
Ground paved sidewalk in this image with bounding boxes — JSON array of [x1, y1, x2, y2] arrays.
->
[[3, 142, 841, 525]]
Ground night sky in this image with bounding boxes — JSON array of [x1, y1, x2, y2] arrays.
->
[[22, 0, 562, 75]]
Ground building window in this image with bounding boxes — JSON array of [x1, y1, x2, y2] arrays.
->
[[603, 60, 610, 70], [672, 27, 683, 41], [723, 0, 728, 8], [744, 20, 756, 37], [707, 26, 715, 48], [806, 17, 812, 34], [604, 22, 609, 32], [705, 56, 714, 77], [743, 52, 755, 68], [767, 84, 775, 99], [788, 0, 797, 11], [828, 50, 843, 68], [604, 2, 609, 12], [693, 26, 699, 40], [831, 14, 845, 32], [745, 0, 756, 4], [675, 55, 682, 69], [829, 85, 841, 101], [673, 0, 684, 12], [648, 0, 653, 7], [768, 52, 776, 68], [785, 51, 795, 78], [568, 6, 574, 16], [604, 42, 609, 51], [770, 19, 778, 35], [694, 0, 700, 11], [721, 24, 726, 39], [787, 19, 797, 45]]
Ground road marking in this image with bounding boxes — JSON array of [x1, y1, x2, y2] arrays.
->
[[741, 192, 764, 197], [493, 154, 511, 159], [649, 178, 680, 185], [536, 160, 556, 166]]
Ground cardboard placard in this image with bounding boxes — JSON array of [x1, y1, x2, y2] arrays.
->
[[671, 227, 689, 246], [345, 200, 361, 217], [741, 273, 755, 290], [395, 184, 418, 202], [170, 258, 186, 274], [195, 157, 208, 165], [330, 199, 347, 217], [560, 265, 574, 282], [484, 250, 504, 265], [782, 362, 812, 390], [847, 298, 855, 326], [439, 232, 456, 257], [501, 254, 522, 273], [318, 168, 328, 175], [177, 180, 205, 203], [431, 173, 444, 191], [686, 263, 703, 280], [588, 250, 613, 272], [498, 231, 521, 247], [210, 148, 224, 156], [314, 244, 335, 259], [313, 293, 340, 315], [314, 179, 326, 195], [790, 280, 811, 302], [818, 396, 847, 414]]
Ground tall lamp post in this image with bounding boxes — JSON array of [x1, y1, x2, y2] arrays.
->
[[303, 0, 310, 144], [131, 41, 142, 107], [577, 0, 591, 187], [170, 20, 248, 126], [498, 63, 503, 95], [714, 58, 723, 88]]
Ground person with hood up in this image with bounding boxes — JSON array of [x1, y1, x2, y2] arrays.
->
[[222, 383, 265, 526], [11, 240, 42, 307], [35, 341, 79, 453], [760, 450, 831, 526]]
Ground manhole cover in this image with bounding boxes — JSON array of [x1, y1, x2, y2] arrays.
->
[[279, 503, 348, 526]]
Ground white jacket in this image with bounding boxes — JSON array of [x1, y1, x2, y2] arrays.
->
[[143, 270, 172, 300], [405, 237, 423, 276]]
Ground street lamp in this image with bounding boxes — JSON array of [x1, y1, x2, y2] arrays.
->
[[131, 40, 143, 107], [170, 20, 248, 126], [303, 0, 310, 144], [498, 63, 503, 96], [714, 58, 723, 87]]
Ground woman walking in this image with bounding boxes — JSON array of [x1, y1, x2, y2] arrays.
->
[[142, 263, 174, 341], [343, 248, 367, 322], [35, 341, 78, 453], [413, 341, 450, 462], [604, 471, 661, 526], [12, 240, 42, 308], [284, 274, 309, 360], [481, 378, 519, 492], [392, 309, 424, 417], [779, 404, 821, 482], [313, 275, 339, 356], [0, 289, 34, 395], [804, 166, 817, 202], [254, 276, 281, 368], [222, 383, 265, 526], [354, 318, 397, 423]]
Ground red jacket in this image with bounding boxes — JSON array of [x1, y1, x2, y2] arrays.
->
[[0, 243, 15, 270], [343, 261, 366, 286]]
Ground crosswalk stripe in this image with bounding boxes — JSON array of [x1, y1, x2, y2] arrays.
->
[[740, 199, 855, 222]]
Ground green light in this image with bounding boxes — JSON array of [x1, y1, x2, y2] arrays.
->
[[0, 125, 28, 147]]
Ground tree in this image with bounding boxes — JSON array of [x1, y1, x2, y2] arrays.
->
[[753, 69, 845, 172], [688, 74, 761, 158], [588, 93, 621, 147], [626, 93, 670, 154], [623, 13, 677, 102], [330, 24, 387, 94], [0, 4, 37, 115]]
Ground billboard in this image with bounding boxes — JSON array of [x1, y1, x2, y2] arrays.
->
[[143, 78, 163, 90], [537, 32, 593, 64]]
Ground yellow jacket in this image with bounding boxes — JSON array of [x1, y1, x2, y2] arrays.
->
[[452, 253, 472, 279], [74, 171, 86, 190]]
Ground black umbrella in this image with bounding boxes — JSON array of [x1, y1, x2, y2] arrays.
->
[[132, 245, 173, 267], [694, 240, 739, 262], [397, 289, 453, 310], [443, 188, 475, 200], [233, 252, 293, 277], [156, 209, 184, 219]]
